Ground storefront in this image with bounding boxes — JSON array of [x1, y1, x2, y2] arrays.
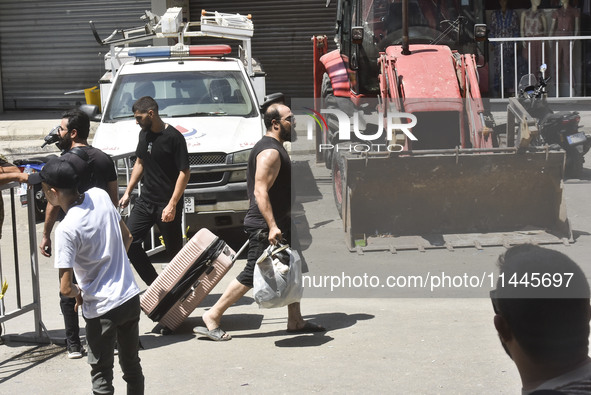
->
[[0, 0, 336, 111], [0, 1, 588, 111]]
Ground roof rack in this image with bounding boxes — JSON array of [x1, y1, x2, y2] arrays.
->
[[90, 8, 255, 75]]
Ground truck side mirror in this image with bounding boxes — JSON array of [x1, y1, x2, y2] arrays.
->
[[79, 104, 101, 122], [351, 26, 363, 45], [260, 92, 285, 113]]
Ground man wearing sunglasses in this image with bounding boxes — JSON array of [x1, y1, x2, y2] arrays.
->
[[41, 109, 119, 257], [194, 103, 324, 341], [40, 109, 118, 359], [490, 244, 591, 393]]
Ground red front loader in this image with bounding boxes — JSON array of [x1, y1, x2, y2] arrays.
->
[[312, 0, 569, 251]]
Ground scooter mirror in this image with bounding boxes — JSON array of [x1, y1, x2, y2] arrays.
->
[[540, 64, 547, 73]]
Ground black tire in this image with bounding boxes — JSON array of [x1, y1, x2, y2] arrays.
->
[[332, 152, 347, 218], [33, 184, 47, 223]]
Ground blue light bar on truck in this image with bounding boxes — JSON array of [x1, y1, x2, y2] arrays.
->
[[128, 45, 232, 58]]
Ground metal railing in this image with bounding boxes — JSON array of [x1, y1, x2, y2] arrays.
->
[[0, 182, 49, 343], [0, 153, 186, 341], [489, 35, 591, 99]]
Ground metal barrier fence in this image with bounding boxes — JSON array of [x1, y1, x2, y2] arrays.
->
[[0, 154, 185, 342], [0, 182, 48, 342], [489, 35, 591, 99]]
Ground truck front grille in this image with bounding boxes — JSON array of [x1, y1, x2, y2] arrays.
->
[[119, 154, 229, 187], [189, 172, 225, 184], [189, 153, 227, 165], [127, 153, 226, 167]]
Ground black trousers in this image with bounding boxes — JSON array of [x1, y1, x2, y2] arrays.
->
[[126, 196, 183, 286], [85, 295, 144, 395], [60, 275, 80, 348]]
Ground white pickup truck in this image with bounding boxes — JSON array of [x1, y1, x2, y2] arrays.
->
[[90, 9, 281, 233]]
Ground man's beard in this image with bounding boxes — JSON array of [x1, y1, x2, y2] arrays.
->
[[140, 117, 152, 131], [279, 123, 297, 142], [56, 132, 73, 151]]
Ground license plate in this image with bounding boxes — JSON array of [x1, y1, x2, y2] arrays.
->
[[567, 132, 586, 145], [184, 196, 195, 213], [16, 183, 27, 197]]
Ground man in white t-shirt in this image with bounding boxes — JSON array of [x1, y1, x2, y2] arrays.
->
[[29, 157, 144, 394]]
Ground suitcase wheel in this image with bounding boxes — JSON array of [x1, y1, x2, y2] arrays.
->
[[160, 326, 174, 335]]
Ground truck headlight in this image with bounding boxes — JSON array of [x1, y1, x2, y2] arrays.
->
[[232, 149, 251, 164]]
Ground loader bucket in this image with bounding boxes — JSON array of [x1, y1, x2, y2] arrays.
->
[[341, 148, 570, 251]]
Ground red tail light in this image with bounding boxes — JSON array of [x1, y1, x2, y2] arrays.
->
[[562, 116, 579, 124]]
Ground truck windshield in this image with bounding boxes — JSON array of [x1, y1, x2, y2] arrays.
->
[[361, 0, 482, 48], [103, 70, 257, 121]]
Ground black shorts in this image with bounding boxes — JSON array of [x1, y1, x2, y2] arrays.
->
[[236, 226, 308, 288]]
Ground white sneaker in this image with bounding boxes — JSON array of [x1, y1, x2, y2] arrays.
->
[[67, 344, 84, 359]]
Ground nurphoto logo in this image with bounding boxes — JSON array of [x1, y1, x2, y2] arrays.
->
[[304, 107, 418, 153]]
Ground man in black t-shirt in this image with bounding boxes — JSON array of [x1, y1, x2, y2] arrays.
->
[[40, 109, 119, 254], [39, 108, 118, 359], [119, 96, 190, 286]]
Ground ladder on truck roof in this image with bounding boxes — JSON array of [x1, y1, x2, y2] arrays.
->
[[90, 8, 255, 76]]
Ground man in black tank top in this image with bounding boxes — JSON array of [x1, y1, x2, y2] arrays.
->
[[194, 103, 324, 341]]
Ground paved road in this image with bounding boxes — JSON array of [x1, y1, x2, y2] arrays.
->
[[1, 111, 591, 393]]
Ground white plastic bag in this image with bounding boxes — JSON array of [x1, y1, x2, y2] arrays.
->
[[253, 243, 303, 309]]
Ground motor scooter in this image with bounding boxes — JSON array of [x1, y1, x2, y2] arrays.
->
[[518, 64, 591, 178], [13, 126, 61, 222]]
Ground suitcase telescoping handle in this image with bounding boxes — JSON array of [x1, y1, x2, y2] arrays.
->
[[232, 239, 249, 263]]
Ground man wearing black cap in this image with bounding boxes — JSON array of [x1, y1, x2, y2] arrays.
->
[[29, 157, 144, 394]]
